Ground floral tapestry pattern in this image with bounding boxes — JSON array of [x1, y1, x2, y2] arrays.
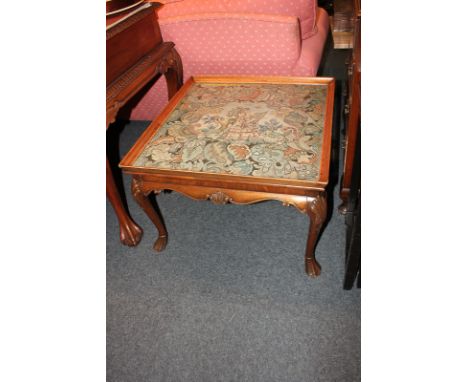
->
[[134, 83, 328, 181]]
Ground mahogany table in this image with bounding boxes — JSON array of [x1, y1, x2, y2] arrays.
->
[[120, 76, 335, 276], [107, 2, 183, 246]]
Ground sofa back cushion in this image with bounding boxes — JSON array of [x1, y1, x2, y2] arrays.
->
[[158, 0, 318, 39], [160, 13, 301, 67]]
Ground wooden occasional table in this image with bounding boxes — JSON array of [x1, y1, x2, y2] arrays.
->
[[107, 2, 183, 246], [120, 76, 335, 276]]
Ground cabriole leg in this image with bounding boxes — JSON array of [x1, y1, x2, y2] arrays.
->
[[304, 194, 327, 277], [131, 178, 168, 252], [106, 157, 142, 246]]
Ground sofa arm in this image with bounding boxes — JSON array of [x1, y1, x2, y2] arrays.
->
[[159, 12, 301, 65]]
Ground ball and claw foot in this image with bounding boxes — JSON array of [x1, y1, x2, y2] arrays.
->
[[119, 219, 143, 246], [107, 157, 143, 247], [153, 235, 168, 252]]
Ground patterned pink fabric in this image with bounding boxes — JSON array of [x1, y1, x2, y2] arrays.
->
[[161, 13, 301, 65], [293, 7, 330, 77], [128, 2, 328, 120], [158, 0, 317, 39]]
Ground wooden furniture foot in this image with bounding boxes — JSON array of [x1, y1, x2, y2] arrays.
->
[[304, 194, 327, 277], [343, 197, 361, 289], [338, 190, 350, 214], [131, 178, 168, 252], [106, 157, 143, 246]]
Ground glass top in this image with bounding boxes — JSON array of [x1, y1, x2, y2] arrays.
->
[[133, 82, 328, 181]]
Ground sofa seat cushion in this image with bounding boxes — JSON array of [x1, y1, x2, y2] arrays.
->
[[158, 0, 318, 39]]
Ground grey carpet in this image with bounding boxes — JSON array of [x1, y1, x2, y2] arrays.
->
[[107, 34, 360, 382]]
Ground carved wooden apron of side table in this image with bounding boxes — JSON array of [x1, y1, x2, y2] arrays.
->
[[120, 76, 334, 276]]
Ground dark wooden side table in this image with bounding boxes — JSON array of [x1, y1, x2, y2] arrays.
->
[[106, 1, 183, 246], [120, 76, 335, 276]]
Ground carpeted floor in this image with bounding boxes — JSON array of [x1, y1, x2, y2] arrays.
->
[[107, 34, 360, 382]]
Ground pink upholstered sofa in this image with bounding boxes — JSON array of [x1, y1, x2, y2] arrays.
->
[[129, 0, 329, 120]]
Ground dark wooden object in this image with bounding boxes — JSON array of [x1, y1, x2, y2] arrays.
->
[[120, 76, 335, 277], [339, 1, 360, 213], [343, 125, 360, 289], [339, 1, 361, 288], [106, 2, 183, 246]]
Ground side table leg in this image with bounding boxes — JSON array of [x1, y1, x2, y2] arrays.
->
[[131, 178, 168, 252], [304, 194, 327, 277], [106, 157, 143, 246]]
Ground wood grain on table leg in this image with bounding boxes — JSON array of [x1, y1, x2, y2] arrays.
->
[[131, 178, 168, 252], [106, 157, 143, 246], [304, 194, 327, 277]]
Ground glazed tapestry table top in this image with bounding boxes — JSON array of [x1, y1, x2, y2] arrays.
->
[[121, 76, 334, 189]]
